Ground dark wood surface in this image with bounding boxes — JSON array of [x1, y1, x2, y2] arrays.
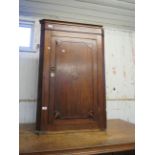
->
[[37, 19, 106, 131], [20, 119, 135, 155], [40, 19, 103, 34]]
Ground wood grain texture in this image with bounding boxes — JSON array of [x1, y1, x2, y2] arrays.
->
[[20, 119, 135, 155], [54, 37, 95, 119]]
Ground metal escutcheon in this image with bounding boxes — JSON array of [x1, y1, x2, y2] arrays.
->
[[48, 24, 53, 28], [50, 72, 55, 77], [42, 106, 47, 110]]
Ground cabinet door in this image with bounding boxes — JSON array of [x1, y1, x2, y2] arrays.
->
[[49, 36, 98, 123]]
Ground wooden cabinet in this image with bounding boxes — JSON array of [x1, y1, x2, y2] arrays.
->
[[36, 19, 106, 131]]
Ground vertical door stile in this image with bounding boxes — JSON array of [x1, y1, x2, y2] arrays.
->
[[48, 35, 56, 124], [96, 34, 106, 129], [92, 41, 98, 122]]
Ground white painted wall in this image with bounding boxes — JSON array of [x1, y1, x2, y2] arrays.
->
[[19, 17, 135, 124]]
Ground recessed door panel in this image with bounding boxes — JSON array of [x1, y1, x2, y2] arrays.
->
[[50, 37, 97, 120]]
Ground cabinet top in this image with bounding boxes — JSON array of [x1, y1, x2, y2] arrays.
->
[[40, 19, 103, 35], [40, 19, 103, 28]]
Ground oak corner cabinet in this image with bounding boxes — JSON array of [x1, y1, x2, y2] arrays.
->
[[36, 19, 106, 131]]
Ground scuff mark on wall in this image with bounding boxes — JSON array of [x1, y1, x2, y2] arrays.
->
[[132, 47, 135, 64], [112, 67, 117, 75], [123, 71, 126, 79]]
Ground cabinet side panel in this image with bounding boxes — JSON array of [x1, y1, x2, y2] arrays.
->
[[36, 26, 51, 131], [36, 29, 45, 130], [102, 29, 107, 129], [96, 30, 107, 129]]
